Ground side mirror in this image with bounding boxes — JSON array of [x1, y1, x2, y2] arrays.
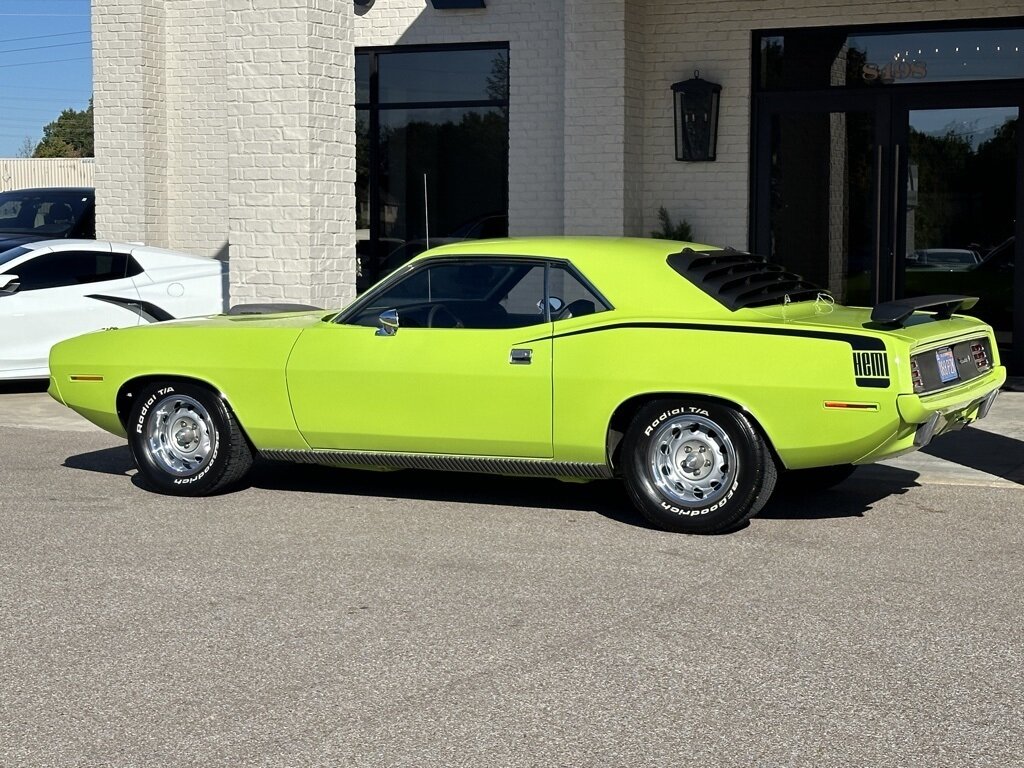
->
[[0, 274, 20, 295], [376, 308, 399, 336]]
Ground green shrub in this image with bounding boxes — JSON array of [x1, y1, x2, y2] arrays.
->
[[650, 206, 693, 242]]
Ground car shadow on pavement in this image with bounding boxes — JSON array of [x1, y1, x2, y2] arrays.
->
[[61, 450, 924, 532], [246, 460, 655, 528], [63, 445, 136, 476], [245, 460, 923, 531], [0, 380, 49, 394], [922, 426, 1024, 485], [755, 465, 920, 521]]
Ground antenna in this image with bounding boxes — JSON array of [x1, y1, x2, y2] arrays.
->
[[423, 173, 430, 249]]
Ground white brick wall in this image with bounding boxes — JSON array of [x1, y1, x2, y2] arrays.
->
[[95, 0, 355, 307], [563, 0, 628, 235], [166, 0, 229, 261], [225, 0, 355, 306], [93, 0, 168, 246]]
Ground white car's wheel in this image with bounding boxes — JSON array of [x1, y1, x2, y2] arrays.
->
[[127, 382, 252, 495]]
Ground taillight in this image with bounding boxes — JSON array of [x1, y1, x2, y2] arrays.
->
[[970, 341, 990, 371], [910, 357, 924, 392]]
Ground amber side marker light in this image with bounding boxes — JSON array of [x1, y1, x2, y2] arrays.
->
[[824, 401, 879, 411], [69, 375, 104, 382]]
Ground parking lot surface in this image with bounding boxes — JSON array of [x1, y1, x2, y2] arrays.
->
[[1, 387, 1022, 767]]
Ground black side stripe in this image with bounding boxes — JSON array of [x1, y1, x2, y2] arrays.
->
[[87, 294, 176, 323], [518, 321, 886, 351]]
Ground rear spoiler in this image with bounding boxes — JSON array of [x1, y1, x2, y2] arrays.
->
[[870, 295, 978, 327]]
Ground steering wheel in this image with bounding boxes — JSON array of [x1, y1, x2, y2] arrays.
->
[[427, 304, 463, 328]]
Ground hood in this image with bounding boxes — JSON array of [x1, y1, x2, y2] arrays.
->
[[161, 309, 333, 330]]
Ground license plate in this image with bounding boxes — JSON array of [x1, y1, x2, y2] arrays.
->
[[936, 347, 959, 383]]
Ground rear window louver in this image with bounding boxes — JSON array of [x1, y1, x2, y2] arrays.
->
[[667, 248, 829, 311]]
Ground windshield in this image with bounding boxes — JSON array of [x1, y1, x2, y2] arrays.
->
[[0, 190, 91, 236], [0, 245, 33, 270]]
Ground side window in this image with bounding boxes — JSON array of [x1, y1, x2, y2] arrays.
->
[[346, 260, 549, 330], [0, 200, 21, 224], [14, 251, 129, 292], [549, 264, 608, 321], [124, 254, 144, 277]]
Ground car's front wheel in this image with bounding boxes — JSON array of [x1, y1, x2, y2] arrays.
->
[[621, 399, 777, 534], [127, 382, 253, 496]]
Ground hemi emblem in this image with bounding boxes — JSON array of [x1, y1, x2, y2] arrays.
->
[[853, 351, 889, 378], [853, 351, 890, 388]]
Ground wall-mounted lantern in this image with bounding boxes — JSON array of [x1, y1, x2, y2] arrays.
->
[[671, 71, 721, 161]]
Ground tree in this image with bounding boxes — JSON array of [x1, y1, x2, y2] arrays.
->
[[32, 100, 93, 158], [15, 136, 35, 158]]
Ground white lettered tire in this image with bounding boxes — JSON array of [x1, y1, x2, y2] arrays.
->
[[127, 382, 253, 496], [621, 399, 777, 534]]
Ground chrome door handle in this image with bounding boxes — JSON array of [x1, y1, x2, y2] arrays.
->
[[509, 348, 532, 365]]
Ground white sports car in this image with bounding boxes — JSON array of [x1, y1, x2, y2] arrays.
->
[[0, 240, 226, 380]]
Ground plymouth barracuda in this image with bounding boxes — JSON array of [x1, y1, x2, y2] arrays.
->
[[48, 237, 1005, 534]]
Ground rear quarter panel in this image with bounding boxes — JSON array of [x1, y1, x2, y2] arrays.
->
[[552, 318, 902, 469]]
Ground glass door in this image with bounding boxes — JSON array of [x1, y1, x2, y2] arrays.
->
[[754, 88, 1023, 370], [894, 100, 1021, 360], [752, 94, 890, 308]]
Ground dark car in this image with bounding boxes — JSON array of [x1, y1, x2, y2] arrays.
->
[[0, 187, 95, 251], [904, 236, 1015, 336]]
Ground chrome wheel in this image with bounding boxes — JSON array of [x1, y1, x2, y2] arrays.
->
[[144, 394, 216, 476], [646, 415, 738, 506]]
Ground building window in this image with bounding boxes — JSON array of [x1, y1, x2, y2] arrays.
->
[[356, 43, 510, 291], [758, 23, 1024, 89]]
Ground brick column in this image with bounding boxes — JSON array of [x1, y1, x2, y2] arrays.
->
[[225, 0, 356, 308], [563, 0, 641, 236], [92, 0, 168, 246]]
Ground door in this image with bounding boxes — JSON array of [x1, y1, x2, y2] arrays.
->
[[754, 86, 1024, 370], [286, 259, 554, 457], [0, 248, 142, 376], [753, 93, 888, 308], [892, 97, 1021, 360]]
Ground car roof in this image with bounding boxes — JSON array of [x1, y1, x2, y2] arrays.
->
[[416, 236, 730, 316], [13, 239, 216, 265]]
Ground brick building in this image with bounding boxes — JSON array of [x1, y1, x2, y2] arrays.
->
[[93, 2, 1024, 366]]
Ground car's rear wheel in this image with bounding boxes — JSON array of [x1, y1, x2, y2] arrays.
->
[[127, 382, 252, 496], [621, 399, 777, 534]]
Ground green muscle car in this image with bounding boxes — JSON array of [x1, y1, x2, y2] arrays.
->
[[49, 237, 1005, 534]]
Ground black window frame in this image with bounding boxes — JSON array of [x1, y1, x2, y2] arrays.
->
[[356, 41, 511, 290]]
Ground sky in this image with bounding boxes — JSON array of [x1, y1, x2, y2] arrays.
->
[[0, 0, 92, 157]]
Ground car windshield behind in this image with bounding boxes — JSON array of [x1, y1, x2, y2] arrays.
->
[[0, 245, 33, 270], [0, 190, 91, 236]]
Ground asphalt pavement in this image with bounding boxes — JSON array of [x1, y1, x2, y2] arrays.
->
[[1, 384, 1022, 767]]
